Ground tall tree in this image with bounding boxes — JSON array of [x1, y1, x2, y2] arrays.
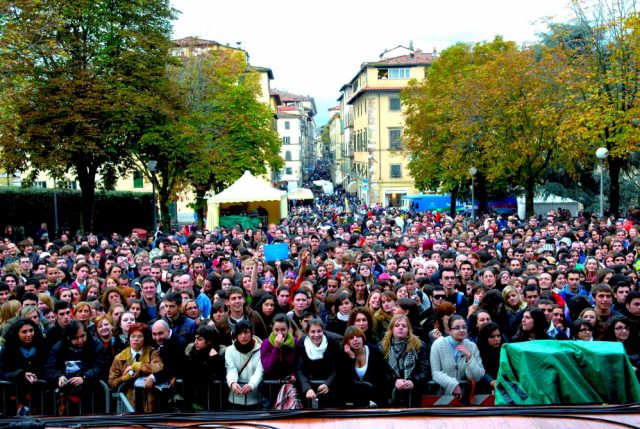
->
[[0, 0, 176, 231], [554, 0, 640, 216], [140, 49, 283, 229]]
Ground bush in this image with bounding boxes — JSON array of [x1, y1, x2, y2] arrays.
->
[[0, 187, 154, 239]]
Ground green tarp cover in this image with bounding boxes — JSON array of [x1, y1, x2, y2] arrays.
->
[[219, 215, 260, 230], [495, 340, 640, 405]]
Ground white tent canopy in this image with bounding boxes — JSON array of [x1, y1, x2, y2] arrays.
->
[[206, 171, 288, 228], [287, 187, 314, 200]]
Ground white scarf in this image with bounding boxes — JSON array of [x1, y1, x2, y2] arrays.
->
[[304, 335, 328, 360]]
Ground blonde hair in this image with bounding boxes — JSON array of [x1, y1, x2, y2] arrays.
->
[[0, 300, 21, 325], [380, 314, 422, 359]]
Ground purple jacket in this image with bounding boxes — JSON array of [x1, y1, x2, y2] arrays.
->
[[260, 336, 298, 381]]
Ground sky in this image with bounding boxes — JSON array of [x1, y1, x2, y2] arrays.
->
[[170, 0, 575, 127]]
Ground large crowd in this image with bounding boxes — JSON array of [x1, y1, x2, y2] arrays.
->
[[0, 183, 639, 415]]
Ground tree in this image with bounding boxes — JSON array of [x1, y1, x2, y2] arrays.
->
[[139, 49, 283, 229], [553, 0, 640, 216], [402, 38, 515, 216], [0, 0, 176, 231]]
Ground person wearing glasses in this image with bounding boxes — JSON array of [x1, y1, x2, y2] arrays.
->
[[430, 315, 485, 403], [604, 315, 639, 371], [439, 267, 468, 317]]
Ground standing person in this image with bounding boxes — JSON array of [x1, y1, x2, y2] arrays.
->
[[224, 320, 263, 408], [430, 315, 485, 403], [0, 318, 48, 416], [184, 325, 226, 411], [295, 318, 338, 408], [380, 314, 429, 406], [260, 314, 298, 382], [337, 326, 388, 407], [108, 323, 163, 412], [476, 322, 504, 391], [161, 292, 197, 343], [511, 307, 550, 342], [44, 321, 108, 413]]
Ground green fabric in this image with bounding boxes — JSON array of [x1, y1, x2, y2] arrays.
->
[[495, 340, 640, 405], [219, 215, 261, 230], [269, 332, 295, 349]]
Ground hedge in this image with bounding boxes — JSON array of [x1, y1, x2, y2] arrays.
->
[[0, 187, 154, 239]]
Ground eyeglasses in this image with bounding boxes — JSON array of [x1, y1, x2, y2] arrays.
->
[[615, 326, 629, 331], [129, 334, 145, 340], [451, 325, 467, 331], [432, 295, 445, 300]]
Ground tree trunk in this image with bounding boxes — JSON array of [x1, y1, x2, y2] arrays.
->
[[477, 172, 489, 214], [76, 162, 97, 233], [450, 185, 459, 218], [608, 156, 622, 217], [157, 166, 172, 233], [525, 179, 535, 218], [194, 187, 207, 230]]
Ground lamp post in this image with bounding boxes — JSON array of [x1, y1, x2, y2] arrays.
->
[[469, 166, 477, 221], [595, 147, 608, 218], [146, 160, 157, 237]]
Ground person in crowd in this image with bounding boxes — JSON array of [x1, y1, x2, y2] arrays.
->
[[260, 314, 298, 382], [380, 314, 429, 406], [108, 323, 163, 412], [224, 320, 263, 408], [0, 318, 48, 415], [253, 293, 277, 332], [476, 322, 504, 390], [326, 292, 353, 335], [511, 307, 550, 342], [604, 315, 639, 369], [44, 320, 108, 411], [184, 324, 226, 410], [93, 314, 118, 369], [161, 292, 197, 343], [150, 319, 188, 389], [570, 319, 595, 341], [430, 315, 485, 403], [337, 326, 388, 407], [348, 306, 378, 345], [295, 317, 338, 407]]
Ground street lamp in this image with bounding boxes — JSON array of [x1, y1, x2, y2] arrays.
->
[[146, 160, 157, 237], [595, 147, 608, 218], [469, 166, 477, 221]]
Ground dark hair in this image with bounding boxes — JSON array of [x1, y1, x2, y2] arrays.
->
[[54, 300, 71, 313], [570, 318, 593, 339], [63, 320, 86, 344], [519, 307, 549, 340], [163, 291, 183, 306], [233, 319, 253, 338], [468, 309, 491, 338], [196, 324, 217, 343], [447, 314, 466, 330], [342, 326, 366, 345], [4, 318, 45, 348], [604, 315, 632, 342]]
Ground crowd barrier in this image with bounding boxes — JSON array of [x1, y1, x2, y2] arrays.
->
[[0, 378, 493, 417]]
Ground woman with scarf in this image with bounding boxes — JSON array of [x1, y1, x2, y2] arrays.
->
[[326, 292, 353, 335], [0, 318, 48, 415], [430, 315, 485, 403], [295, 318, 338, 408], [260, 314, 299, 407], [380, 314, 429, 406], [225, 320, 263, 408]]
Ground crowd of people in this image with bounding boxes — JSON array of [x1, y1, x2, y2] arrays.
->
[[0, 185, 639, 415]]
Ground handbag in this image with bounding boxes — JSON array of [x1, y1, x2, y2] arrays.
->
[[273, 383, 303, 410]]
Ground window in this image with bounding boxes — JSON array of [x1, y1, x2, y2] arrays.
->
[[282, 136, 290, 145], [390, 164, 402, 178], [389, 97, 401, 111], [34, 181, 47, 189], [389, 128, 402, 150], [285, 167, 293, 175], [389, 68, 410, 79], [133, 171, 144, 188], [284, 121, 290, 130], [285, 151, 292, 161]]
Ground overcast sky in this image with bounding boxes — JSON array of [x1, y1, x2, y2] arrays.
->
[[170, 0, 574, 126]]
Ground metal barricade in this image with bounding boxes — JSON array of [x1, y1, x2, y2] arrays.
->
[[0, 380, 50, 417], [54, 380, 111, 416]]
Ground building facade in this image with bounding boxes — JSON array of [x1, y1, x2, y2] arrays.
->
[[341, 45, 435, 207], [272, 89, 317, 188]]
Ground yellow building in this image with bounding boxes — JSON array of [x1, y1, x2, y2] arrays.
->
[[327, 105, 342, 182], [343, 45, 435, 207]]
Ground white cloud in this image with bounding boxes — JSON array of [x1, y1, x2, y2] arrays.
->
[[171, 0, 574, 125]]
